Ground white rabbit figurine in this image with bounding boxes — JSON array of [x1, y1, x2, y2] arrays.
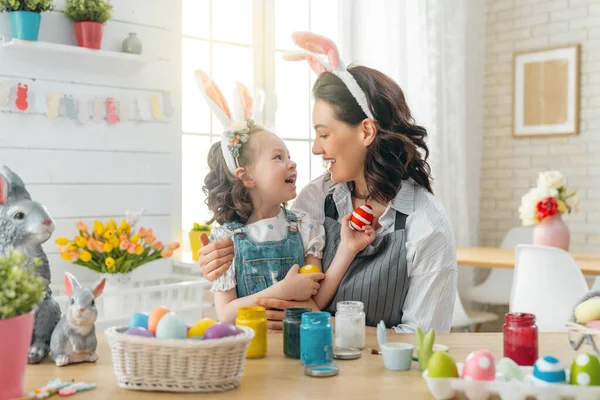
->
[[50, 272, 106, 367]]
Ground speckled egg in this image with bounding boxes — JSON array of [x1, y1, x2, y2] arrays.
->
[[570, 353, 600, 386], [155, 312, 187, 340], [461, 349, 496, 381], [533, 355, 566, 384]]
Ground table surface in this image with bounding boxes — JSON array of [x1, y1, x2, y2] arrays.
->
[[23, 330, 586, 399], [457, 246, 600, 275]]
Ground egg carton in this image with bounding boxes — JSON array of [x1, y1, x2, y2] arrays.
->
[[423, 363, 600, 400]]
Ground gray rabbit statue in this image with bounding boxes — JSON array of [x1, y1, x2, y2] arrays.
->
[[50, 272, 106, 366], [0, 165, 62, 364]]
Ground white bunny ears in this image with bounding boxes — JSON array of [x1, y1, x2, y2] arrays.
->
[[195, 69, 254, 174], [283, 31, 375, 121]]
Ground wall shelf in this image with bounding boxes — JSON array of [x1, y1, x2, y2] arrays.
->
[[1, 38, 153, 72]]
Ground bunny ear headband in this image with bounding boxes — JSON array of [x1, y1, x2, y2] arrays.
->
[[195, 69, 254, 174], [282, 31, 375, 121]]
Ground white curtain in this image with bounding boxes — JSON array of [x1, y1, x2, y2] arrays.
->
[[350, 0, 486, 293]]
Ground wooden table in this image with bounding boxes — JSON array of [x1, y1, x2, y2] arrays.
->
[[457, 246, 600, 275], [23, 330, 585, 399]]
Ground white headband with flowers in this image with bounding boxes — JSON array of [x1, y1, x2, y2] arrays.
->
[[283, 31, 375, 121], [195, 69, 254, 173]]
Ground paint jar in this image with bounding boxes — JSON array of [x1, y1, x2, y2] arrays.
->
[[283, 307, 312, 359], [300, 311, 333, 366], [236, 306, 267, 359], [335, 301, 366, 349]]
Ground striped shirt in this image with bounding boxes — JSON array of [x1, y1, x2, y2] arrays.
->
[[291, 173, 458, 333]]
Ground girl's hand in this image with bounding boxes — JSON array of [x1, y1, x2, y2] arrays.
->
[[198, 233, 235, 282], [279, 264, 325, 301], [339, 213, 377, 255]]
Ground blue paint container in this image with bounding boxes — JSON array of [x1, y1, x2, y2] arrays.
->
[[300, 311, 333, 366]]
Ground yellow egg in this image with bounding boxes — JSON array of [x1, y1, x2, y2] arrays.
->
[[299, 264, 321, 274], [187, 318, 217, 338]]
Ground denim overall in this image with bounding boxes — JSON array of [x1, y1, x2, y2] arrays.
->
[[225, 208, 306, 298]]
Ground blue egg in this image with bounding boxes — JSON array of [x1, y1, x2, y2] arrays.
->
[[533, 355, 566, 383], [155, 312, 187, 340], [129, 312, 150, 329]]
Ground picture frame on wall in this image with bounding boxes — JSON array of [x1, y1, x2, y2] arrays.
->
[[512, 44, 580, 138]]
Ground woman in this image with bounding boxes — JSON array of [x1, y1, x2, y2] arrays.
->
[[198, 32, 457, 333]]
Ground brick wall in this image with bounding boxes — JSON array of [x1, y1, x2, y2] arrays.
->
[[480, 0, 600, 252]]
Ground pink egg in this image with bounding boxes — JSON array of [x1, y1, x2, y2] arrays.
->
[[461, 349, 496, 381]]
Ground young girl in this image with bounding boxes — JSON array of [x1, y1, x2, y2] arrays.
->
[[196, 70, 376, 323]]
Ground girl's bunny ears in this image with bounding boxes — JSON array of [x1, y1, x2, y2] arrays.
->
[[283, 31, 375, 121], [195, 69, 254, 174]]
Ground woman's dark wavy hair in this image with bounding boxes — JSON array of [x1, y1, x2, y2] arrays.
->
[[313, 65, 433, 203], [202, 125, 267, 226]]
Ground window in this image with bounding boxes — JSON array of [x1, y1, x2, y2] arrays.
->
[[181, 0, 343, 246]]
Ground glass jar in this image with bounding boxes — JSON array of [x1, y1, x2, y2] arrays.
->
[[300, 311, 333, 366], [503, 312, 538, 366], [283, 307, 312, 359], [335, 301, 366, 349], [236, 306, 267, 359]]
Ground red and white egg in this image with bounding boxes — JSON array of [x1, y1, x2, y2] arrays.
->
[[462, 349, 496, 381], [349, 205, 374, 231]]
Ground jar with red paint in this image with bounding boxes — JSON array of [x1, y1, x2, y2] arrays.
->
[[503, 312, 538, 366]]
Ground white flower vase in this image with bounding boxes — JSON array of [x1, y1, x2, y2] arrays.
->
[[533, 214, 570, 251], [101, 272, 133, 316]]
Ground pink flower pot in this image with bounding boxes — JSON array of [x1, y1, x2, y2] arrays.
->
[[0, 311, 35, 400], [533, 214, 570, 251], [74, 21, 103, 49]]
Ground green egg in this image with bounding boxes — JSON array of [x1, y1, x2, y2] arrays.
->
[[427, 351, 459, 378], [570, 353, 600, 386]]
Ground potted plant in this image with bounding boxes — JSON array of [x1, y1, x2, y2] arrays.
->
[[519, 170, 579, 251], [63, 0, 112, 50], [0, 0, 55, 41], [189, 222, 212, 261], [0, 250, 47, 399]]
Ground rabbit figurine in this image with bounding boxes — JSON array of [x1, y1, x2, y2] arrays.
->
[[0, 165, 62, 364], [50, 272, 106, 367]]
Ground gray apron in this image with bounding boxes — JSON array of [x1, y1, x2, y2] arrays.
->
[[322, 193, 409, 327]]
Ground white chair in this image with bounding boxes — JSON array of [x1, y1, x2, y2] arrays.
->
[[510, 244, 589, 332], [451, 292, 498, 332], [465, 226, 533, 306]]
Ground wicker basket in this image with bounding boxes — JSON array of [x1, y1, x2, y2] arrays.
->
[[566, 321, 600, 357], [105, 325, 255, 393]]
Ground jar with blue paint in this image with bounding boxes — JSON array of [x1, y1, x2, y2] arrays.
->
[[300, 311, 333, 366]]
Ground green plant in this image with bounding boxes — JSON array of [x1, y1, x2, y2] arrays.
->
[[0, 0, 55, 12], [0, 250, 46, 319], [64, 0, 112, 24], [191, 223, 212, 232]]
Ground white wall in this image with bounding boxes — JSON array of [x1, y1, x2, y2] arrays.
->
[[0, 0, 182, 283], [480, 0, 600, 252]]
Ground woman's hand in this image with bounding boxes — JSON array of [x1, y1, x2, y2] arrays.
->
[[339, 213, 377, 255], [198, 233, 235, 282], [255, 297, 320, 330]]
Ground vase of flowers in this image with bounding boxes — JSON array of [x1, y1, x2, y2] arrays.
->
[[1, 0, 55, 41], [55, 216, 179, 313], [519, 170, 579, 251], [64, 0, 113, 49], [0, 250, 46, 399], [189, 222, 212, 261]]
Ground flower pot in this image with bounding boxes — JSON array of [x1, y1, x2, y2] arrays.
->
[[101, 272, 133, 315], [74, 21, 104, 49], [0, 311, 35, 399], [9, 11, 41, 41], [533, 214, 570, 251], [189, 230, 211, 261]]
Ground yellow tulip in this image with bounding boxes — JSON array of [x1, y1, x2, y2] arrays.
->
[[105, 257, 115, 268], [130, 234, 140, 244], [103, 230, 115, 241], [104, 243, 113, 253], [79, 251, 92, 262], [93, 221, 106, 235], [75, 236, 87, 248], [110, 237, 120, 248], [60, 251, 71, 261], [67, 242, 78, 251], [107, 218, 117, 230], [55, 237, 69, 246], [135, 243, 144, 255]]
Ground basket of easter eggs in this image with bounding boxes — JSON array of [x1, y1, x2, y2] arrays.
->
[[105, 306, 254, 393], [567, 292, 600, 359]]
